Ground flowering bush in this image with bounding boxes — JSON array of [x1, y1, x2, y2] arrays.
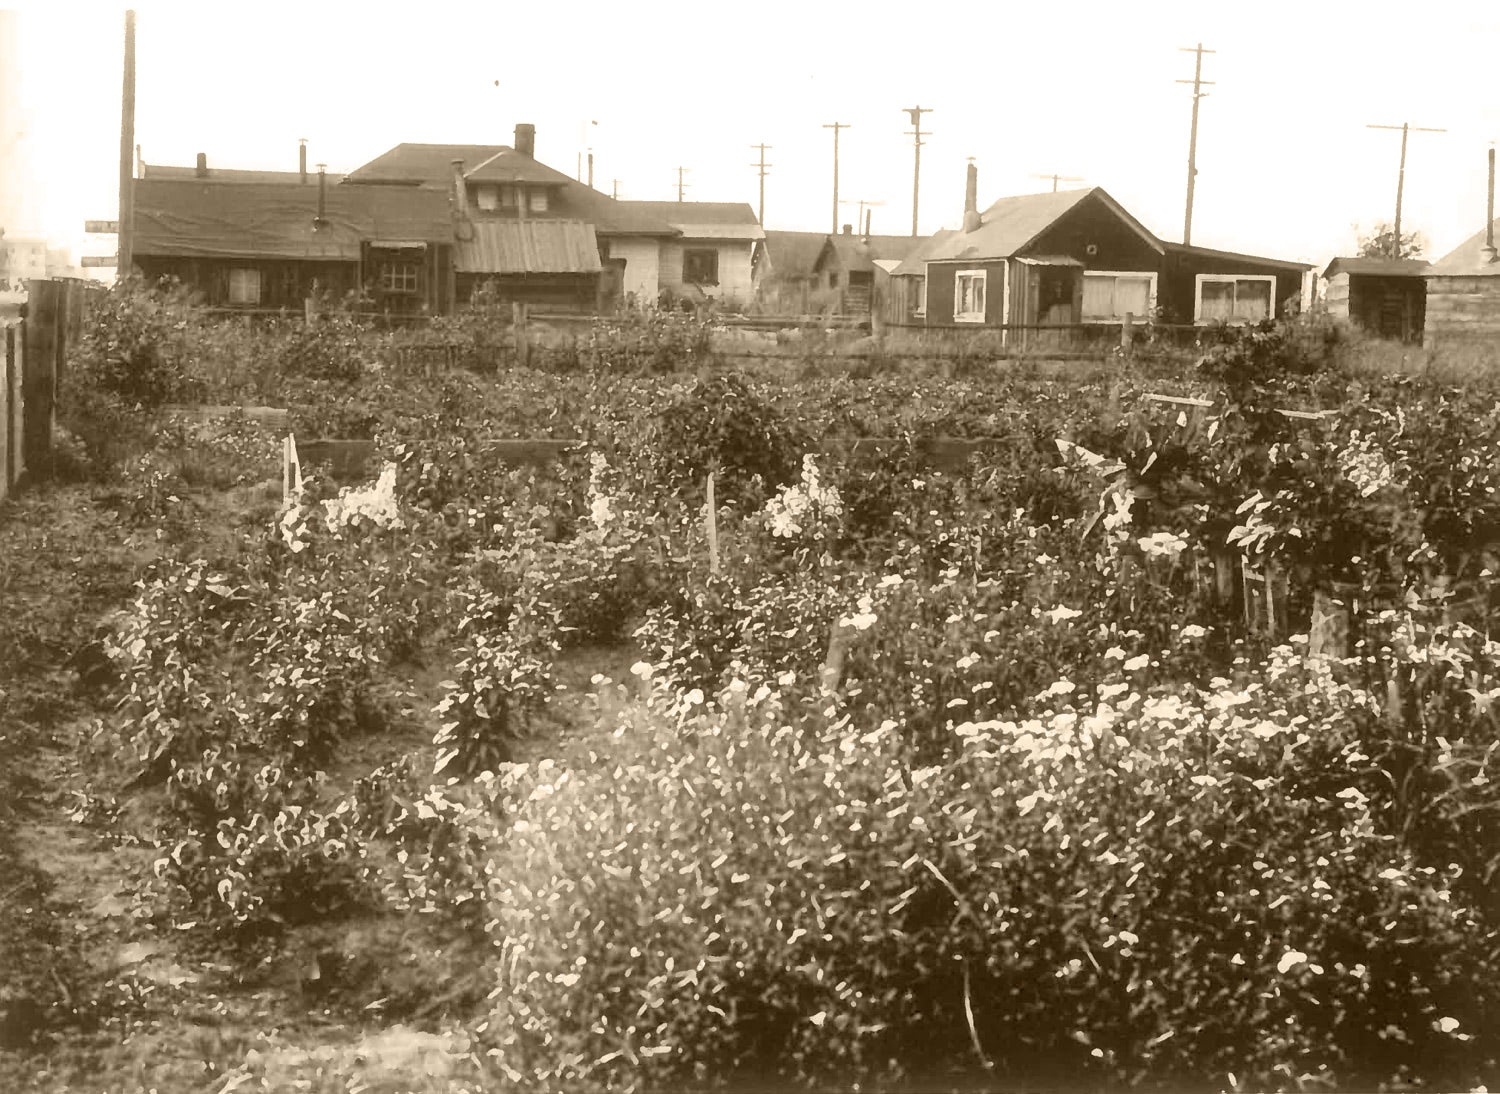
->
[[763, 454, 843, 543]]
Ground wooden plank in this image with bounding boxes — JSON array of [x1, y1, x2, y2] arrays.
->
[[21, 281, 59, 480]]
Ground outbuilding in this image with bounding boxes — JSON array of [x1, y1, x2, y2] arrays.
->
[[1321, 256, 1429, 343]]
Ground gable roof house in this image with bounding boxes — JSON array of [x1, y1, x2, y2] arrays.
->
[[131, 160, 455, 316], [348, 126, 678, 312], [884, 164, 1310, 343], [756, 230, 832, 313], [1422, 159, 1500, 351], [617, 201, 764, 311], [810, 228, 922, 318]]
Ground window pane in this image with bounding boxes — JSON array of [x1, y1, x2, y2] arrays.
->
[[1235, 279, 1272, 321], [1082, 275, 1115, 319], [973, 275, 985, 316], [1116, 276, 1151, 317], [1200, 280, 1235, 321]]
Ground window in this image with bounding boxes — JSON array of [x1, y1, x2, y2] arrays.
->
[[954, 269, 986, 322], [1082, 271, 1157, 322], [915, 277, 927, 316], [228, 267, 261, 305], [1195, 274, 1275, 323], [380, 262, 420, 294], [475, 185, 498, 211], [683, 248, 719, 285], [528, 188, 550, 213]]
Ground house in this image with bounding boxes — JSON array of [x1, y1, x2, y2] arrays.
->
[[1321, 256, 1429, 343], [0, 232, 47, 291], [757, 230, 831, 313], [616, 201, 764, 310], [348, 126, 678, 312], [1422, 212, 1500, 350], [884, 163, 1311, 340], [812, 228, 922, 317], [132, 169, 455, 315]]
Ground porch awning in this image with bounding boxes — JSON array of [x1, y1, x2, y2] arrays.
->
[[369, 240, 428, 250], [1016, 255, 1084, 267]]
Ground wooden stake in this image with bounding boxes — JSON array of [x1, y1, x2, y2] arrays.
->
[[705, 471, 719, 574]]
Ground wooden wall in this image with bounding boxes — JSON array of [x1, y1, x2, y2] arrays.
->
[[1424, 275, 1500, 347], [2, 279, 94, 501]]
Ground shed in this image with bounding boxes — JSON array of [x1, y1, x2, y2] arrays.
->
[[1423, 220, 1500, 349], [1321, 256, 1429, 343], [454, 219, 603, 313], [814, 230, 922, 317]]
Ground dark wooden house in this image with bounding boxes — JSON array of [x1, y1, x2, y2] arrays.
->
[[1320, 256, 1429, 343], [132, 173, 454, 316]]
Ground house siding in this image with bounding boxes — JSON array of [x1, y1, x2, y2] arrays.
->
[[602, 236, 661, 303], [1160, 253, 1304, 324], [1027, 201, 1160, 274], [1424, 276, 1500, 347], [660, 239, 755, 308], [926, 260, 1006, 326]]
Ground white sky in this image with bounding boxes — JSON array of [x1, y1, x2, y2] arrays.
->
[[6, 1, 1500, 271]]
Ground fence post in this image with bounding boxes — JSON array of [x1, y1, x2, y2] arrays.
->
[[705, 471, 719, 575], [1309, 588, 1350, 659], [22, 280, 59, 481], [513, 302, 531, 367], [1121, 312, 1135, 358]]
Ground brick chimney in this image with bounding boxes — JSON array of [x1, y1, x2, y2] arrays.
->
[[842, 223, 852, 235], [299, 139, 307, 184], [514, 123, 535, 158], [962, 162, 981, 233], [195, 152, 208, 178]]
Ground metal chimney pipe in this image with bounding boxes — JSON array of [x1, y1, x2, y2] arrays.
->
[[195, 151, 207, 178], [588, 151, 594, 189], [1487, 146, 1496, 262], [299, 139, 308, 184], [316, 163, 327, 225]]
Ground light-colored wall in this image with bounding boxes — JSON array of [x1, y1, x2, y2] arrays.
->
[[660, 239, 755, 308], [604, 236, 661, 302], [1425, 275, 1500, 348]]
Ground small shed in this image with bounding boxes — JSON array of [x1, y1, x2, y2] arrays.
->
[[1423, 220, 1500, 350], [813, 230, 922, 317], [1321, 256, 1429, 343]]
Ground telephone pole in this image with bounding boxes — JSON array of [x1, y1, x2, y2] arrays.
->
[[823, 122, 850, 234], [750, 142, 772, 224], [612, 179, 621, 200], [840, 198, 884, 234], [674, 166, 690, 202], [1177, 42, 1214, 245], [118, 9, 136, 276], [1366, 121, 1446, 253], [1031, 173, 1084, 192], [904, 105, 932, 236]]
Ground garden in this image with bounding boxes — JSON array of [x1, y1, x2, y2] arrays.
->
[[1, 279, 1497, 1092]]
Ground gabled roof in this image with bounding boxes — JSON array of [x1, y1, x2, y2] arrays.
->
[[760, 230, 829, 278], [346, 143, 508, 184], [455, 220, 602, 274], [1427, 221, 1500, 277], [1322, 255, 1431, 279], [464, 148, 576, 187], [133, 178, 452, 261], [142, 163, 315, 185], [1163, 241, 1313, 271], [821, 233, 923, 275], [891, 228, 957, 276], [617, 201, 764, 240], [922, 187, 1164, 263]]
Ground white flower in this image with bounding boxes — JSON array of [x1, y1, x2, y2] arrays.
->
[[1436, 1017, 1461, 1034], [1042, 679, 1076, 698], [1180, 624, 1207, 639], [1277, 950, 1309, 974], [878, 574, 905, 588], [1105, 646, 1126, 661], [630, 661, 655, 678], [1046, 605, 1083, 624], [1123, 654, 1150, 672], [1137, 531, 1188, 560], [777, 670, 797, 686]]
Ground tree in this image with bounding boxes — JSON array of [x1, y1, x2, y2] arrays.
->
[[1355, 220, 1427, 260]]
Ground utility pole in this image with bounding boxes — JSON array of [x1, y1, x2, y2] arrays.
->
[[750, 142, 772, 224], [823, 122, 850, 234], [840, 198, 885, 233], [1177, 42, 1215, 245], [1031, 173, 1084, 193], [674, 166, 690, 202], [118, 9, 136, 276], [904, 105, 932, 236], [1366, 121, 1446, 254], [612, 179, 621, 200]]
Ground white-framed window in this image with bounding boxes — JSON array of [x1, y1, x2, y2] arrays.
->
[[954, 269, 986, 322], [1082, 271, 1157, 322], [528, 188, 550, 213], [915, 276, 927, 316], [228, 267, 261, 305], [380, 262, 420, 294], [475, 185, 499, 211], [1195, 274, 1275, 324]]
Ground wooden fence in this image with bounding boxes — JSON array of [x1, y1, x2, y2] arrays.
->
[[0, 279, 96, 503]]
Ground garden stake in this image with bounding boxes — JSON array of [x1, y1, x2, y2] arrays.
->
[[705, 472, 719, 575]]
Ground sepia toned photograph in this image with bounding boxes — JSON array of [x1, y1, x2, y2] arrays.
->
[[2, 2, 1499, 1090]]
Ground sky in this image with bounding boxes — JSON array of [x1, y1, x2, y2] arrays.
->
[[5, 0, 1500, 274]]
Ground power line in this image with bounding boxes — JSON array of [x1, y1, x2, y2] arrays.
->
[[840, 198, 885, 233], [903, 105, 933, 237], [1177, 42, 1215, 245], [822, 122, 850, 235], [1366, 122, 1446, 250], [750, 143, 772, 225]]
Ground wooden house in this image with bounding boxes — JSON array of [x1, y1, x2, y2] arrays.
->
[[883, 164, 1310, 340], [1422, 212, 1500, 349], [757, 230, 831, 313], [132, 170, 454, 316], [1320, 256, 1429, 343], [813, 229, 922, 317], [615, 202, 764, 311]]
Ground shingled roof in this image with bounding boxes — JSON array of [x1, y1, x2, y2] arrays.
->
[[761, 230, 829, 278], [617, 201, 764, 240], [1427, 221, 1500, 277], [133, 178, 452, 261], [921, 187, 1163, 263], [455, 220, 602, 274]]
